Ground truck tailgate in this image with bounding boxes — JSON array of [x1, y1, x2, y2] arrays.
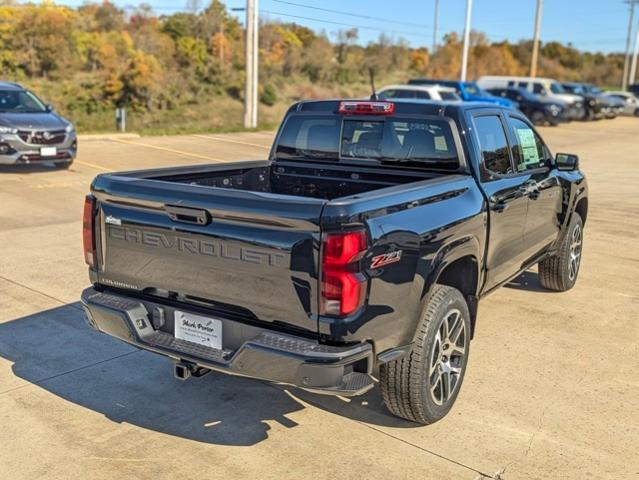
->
[[92, 175, 326, 334]]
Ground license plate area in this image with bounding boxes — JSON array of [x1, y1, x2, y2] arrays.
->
[[40, 147, 57, 157], [174, 311, 222, 350]]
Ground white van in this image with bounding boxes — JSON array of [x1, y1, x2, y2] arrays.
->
[[477, 76, 585, 119], [376, 84, 461, 101]]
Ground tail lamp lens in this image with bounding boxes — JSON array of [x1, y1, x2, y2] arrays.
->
[[321, 230, 368, 316], [83, 195, 95, 267], [338, 101, 395, 115]]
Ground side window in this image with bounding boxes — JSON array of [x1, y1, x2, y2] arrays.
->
[[400, 90, 418, 99], [377, 89, 396, 99], [415, 90, 431, 99], [532, 83, 544, 94], [473, 115, 513, 177], [440, 91, 458, 100], [518, 81, 528, 88], [508, 117, 549, 171]]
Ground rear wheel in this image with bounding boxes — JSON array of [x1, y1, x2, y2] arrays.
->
[[539, 213, 583, 291], [634, 108, 639, 117], [379, 284, 471, 425]]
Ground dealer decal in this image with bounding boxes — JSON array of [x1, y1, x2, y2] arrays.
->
[[371, 250, 403, 268]]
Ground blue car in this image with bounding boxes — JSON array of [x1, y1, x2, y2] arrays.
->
[[408, 78, 515, 108]]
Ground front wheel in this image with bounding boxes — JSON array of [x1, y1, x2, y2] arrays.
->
[[530, 110, 546, 125], [379, 285, 471, 425], [539, 213, 583, 291]]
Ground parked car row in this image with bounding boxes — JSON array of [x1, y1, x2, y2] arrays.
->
[[0, 81, 76, 168], [376, 76, 639, 128]]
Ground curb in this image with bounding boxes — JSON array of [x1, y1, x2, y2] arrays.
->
[[78, 133, 141, 141]]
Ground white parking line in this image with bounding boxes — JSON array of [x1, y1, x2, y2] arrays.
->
[[192, 134, 271, 149], [112, 138, 226, 162], [75, 159, 113, 172]]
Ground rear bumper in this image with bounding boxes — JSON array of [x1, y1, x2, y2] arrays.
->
[[81, 287, 375, 396]]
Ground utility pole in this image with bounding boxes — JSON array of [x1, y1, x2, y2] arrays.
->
[[630, 20, 639, 85], [243, 0, 258, 128], [530, 0, 543, 77], [251, 0, 259, 128], [219, 23, 225, 64], [622, 0, 638, 90], [432, 0, 440, 53], [460, 0, 473, 81]]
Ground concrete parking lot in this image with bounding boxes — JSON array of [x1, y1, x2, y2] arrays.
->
[[0, 119, 637, 479]]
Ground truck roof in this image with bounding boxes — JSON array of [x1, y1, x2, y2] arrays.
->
[[0, 81, 24, 91], [292, 99, 506, 116]]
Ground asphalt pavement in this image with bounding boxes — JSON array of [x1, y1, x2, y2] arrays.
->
[[0, 120, 637, 479]]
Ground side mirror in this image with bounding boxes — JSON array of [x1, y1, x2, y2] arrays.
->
[[45, 104, 54, 112], [555, 153, 579, 171]]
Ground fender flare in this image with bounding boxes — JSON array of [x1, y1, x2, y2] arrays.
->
[[411, 234, 482, 339]]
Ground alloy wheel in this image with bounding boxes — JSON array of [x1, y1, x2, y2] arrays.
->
[[429, 308, 467, 406], [568, 223, 582, 281]]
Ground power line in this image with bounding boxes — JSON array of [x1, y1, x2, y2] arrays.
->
[[260, 9, 434, 38], [269, 0, 437, 30]]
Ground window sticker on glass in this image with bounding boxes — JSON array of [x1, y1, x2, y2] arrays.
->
[[434, 136, 448, 151], [515, 128, 540, 166]]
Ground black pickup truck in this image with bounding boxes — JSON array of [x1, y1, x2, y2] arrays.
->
[[81, 100, 588, 424]]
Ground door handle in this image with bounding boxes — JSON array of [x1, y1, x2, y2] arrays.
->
[[489, 196, 509, 212], [165, 205, 211, 225], [519, 180, 540, 197]]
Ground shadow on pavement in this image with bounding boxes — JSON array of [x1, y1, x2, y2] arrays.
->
[[0, 164, 71, 174], [0, 304, 414, 447]]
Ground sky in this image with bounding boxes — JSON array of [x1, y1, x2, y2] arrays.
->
[[32, 0, 637, 54]]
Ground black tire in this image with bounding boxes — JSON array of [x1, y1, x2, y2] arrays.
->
[[530, 110, 546, 125], [634, 108, 639, 117], [379, 284, 471, 425], [539, 213, 583, 292]]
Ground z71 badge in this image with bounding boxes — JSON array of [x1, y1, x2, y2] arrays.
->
[[371, 250, 403, 268]]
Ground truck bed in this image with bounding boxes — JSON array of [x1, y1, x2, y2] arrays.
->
[[129, 160, 435, 200], [89, 159, 441, 336]]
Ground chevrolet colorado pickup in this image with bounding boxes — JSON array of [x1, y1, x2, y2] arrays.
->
[[81, 100, 588, 424]]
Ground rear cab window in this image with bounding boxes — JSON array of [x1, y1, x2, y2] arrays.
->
[[274, 110, 460, 171]]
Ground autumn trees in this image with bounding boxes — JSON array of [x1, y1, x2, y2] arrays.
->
[[0, 1, 625, 132]]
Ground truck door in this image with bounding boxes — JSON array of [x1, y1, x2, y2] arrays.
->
[[504, 114, 562, 260], [471, 112, 530, 291]]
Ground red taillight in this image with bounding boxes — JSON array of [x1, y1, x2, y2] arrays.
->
[[338, 101, 395, 115], [321, 230, 368, 316], [83, 195, 95, 267]]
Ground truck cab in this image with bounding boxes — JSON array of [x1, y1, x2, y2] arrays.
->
[[81, 99, 587, 425]]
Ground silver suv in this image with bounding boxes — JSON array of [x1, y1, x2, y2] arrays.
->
[[0, 82, 77, 168]]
